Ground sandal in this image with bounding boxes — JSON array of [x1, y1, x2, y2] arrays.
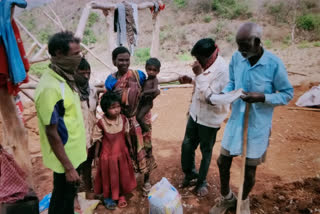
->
[[195, 185, 209, 197], [179, 173, 198, 188], [118, 196, 127, 208], [104, 198, 116, 210], [142, 182, 152, 196]]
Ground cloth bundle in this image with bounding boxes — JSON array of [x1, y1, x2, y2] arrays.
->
[[114, 2, 139, 54], [0, 147, 29, 203]]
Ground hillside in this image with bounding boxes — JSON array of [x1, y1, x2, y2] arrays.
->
[[5, 1, 320, 213]]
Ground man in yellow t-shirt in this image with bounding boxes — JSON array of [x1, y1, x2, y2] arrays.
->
[[34, 31, 87, 214]]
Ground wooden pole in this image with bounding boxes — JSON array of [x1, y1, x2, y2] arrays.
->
[[236, 103, 250, 214], [150, 12, 161, 58], [0, 88, 34, 188], [75, 4, 92, 40], [288, 107, 320, 112], [26, 42, 38, 58], [31, 44, 48, 62], [15, 19, 43, 48]]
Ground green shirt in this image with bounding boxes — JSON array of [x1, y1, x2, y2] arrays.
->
[[35, 69, 87, 173]]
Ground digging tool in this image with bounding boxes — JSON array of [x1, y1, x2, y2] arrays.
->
[[236, 103, 251, 214]]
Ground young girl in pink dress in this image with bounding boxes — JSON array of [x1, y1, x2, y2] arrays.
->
[[93, 91, 137, 210]]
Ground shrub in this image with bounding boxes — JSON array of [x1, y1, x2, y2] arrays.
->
[[133, 48, 150, 65], [298, 41, 311, 48], [88, 12, 99, 27], [267, 2, 288, 23], [178, 52, 193, 61], [29, 61, 50, 78], [82, 29, 97, 45], [313, 41, 320, 47], [264, 40, 272, 49], [296, 14, 320, 31], [173, 0, 187, 8], [203, 15, 212, 23], [226, 33, 234, 43], [211, 0, 250, 19], [39, 30, 51, 43]]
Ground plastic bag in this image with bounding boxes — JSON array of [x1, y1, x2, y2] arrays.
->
[[148, 177, 183, 214], [39, 193, 51, 213], [77, 192, 100, 214]]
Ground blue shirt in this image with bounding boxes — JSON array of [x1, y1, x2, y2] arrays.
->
[[221, 50, 294, 158], [105, 70, 146, 91]]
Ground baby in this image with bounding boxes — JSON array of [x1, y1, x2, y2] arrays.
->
[[136, 57, 161, 133]]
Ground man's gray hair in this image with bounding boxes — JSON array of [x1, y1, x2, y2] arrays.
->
[[238, 22, 263, 39]]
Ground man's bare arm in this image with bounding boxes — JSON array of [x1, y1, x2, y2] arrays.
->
[[45, 124, 80, 183]]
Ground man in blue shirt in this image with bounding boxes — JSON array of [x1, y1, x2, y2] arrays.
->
[[210, 23, 293, 214]]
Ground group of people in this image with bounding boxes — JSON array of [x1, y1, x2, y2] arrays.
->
[[34, 22, 293, 214]]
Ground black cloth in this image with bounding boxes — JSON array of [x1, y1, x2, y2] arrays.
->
[[181, 116, 219, 186], [48, 168, 80, 214]]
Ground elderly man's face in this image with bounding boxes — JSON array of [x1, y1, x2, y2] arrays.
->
[[236, 37, 259, 59]]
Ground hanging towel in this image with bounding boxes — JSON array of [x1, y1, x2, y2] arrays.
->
[[129, 3, 138, 54], [115, 3, 127, 47], [0, 19, 29, 96], [0, 0, 28, 85], [114, 2, 139, 55]]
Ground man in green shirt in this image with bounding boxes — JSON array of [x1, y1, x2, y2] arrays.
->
[[35, 31, 87, 214]]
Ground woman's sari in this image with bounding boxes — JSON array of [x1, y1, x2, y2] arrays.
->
[[105, 69, 157, 174]]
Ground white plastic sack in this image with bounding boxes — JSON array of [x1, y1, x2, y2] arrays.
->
[[148, 177, 183, 214], [296, 85, 320, 107]]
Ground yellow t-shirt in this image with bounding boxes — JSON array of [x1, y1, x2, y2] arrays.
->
[[34, 69, 87, 173]]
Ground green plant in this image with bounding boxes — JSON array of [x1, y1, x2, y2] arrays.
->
[[226, 33, 234, 43], [38, 30, 51, 43], [267, 2, 288, 23], [178, 52, 193, 61], [88, 12, 99, 27], [298, 41, 311, 48], [29, 61, 50, 78], [313, 41, 320, 47], [173, 0, 187, 8], [82, 29, 97, 45], [133, 48, 150, 65], [282, 35, 291, 45], [203, 15, 212, 23], [211, 0, 250, 19], [264, 39, 272, 49], [297, 14, 320, 31]]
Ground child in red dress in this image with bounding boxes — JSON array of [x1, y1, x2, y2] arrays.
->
[[93, 91, 137, 210]]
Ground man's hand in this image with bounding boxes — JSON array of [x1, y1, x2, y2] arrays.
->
[[65, 167, 80, 184], [192, 61, 203, 76], [178, 75, 192, 84], [241, 92, 265, 103]]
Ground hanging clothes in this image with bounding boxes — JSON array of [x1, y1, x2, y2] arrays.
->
[[114, 2, 138, 55], [0, 19, 30, 96], [0, 0, 28, 86]]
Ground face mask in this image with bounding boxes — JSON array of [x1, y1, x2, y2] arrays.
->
[[74, 72, 89, 86]]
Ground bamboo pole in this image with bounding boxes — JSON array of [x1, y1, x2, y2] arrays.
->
[[26, 42, 38, 58], [15, 19, 43, 48], [75, 4, 92, 40], [30, 57, 50, 65], [0, 88, 34, 188], [236, 103, 250, 214], [150, 12, 161, 58], [31, 44, 48, 62]]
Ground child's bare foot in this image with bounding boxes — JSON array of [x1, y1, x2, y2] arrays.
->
[[118, 196, 127, 208]]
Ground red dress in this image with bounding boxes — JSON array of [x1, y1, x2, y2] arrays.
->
[[94, 115, 137, 200]]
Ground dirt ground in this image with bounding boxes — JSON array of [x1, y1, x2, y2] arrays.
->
[[5, 80, 316, 214]]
